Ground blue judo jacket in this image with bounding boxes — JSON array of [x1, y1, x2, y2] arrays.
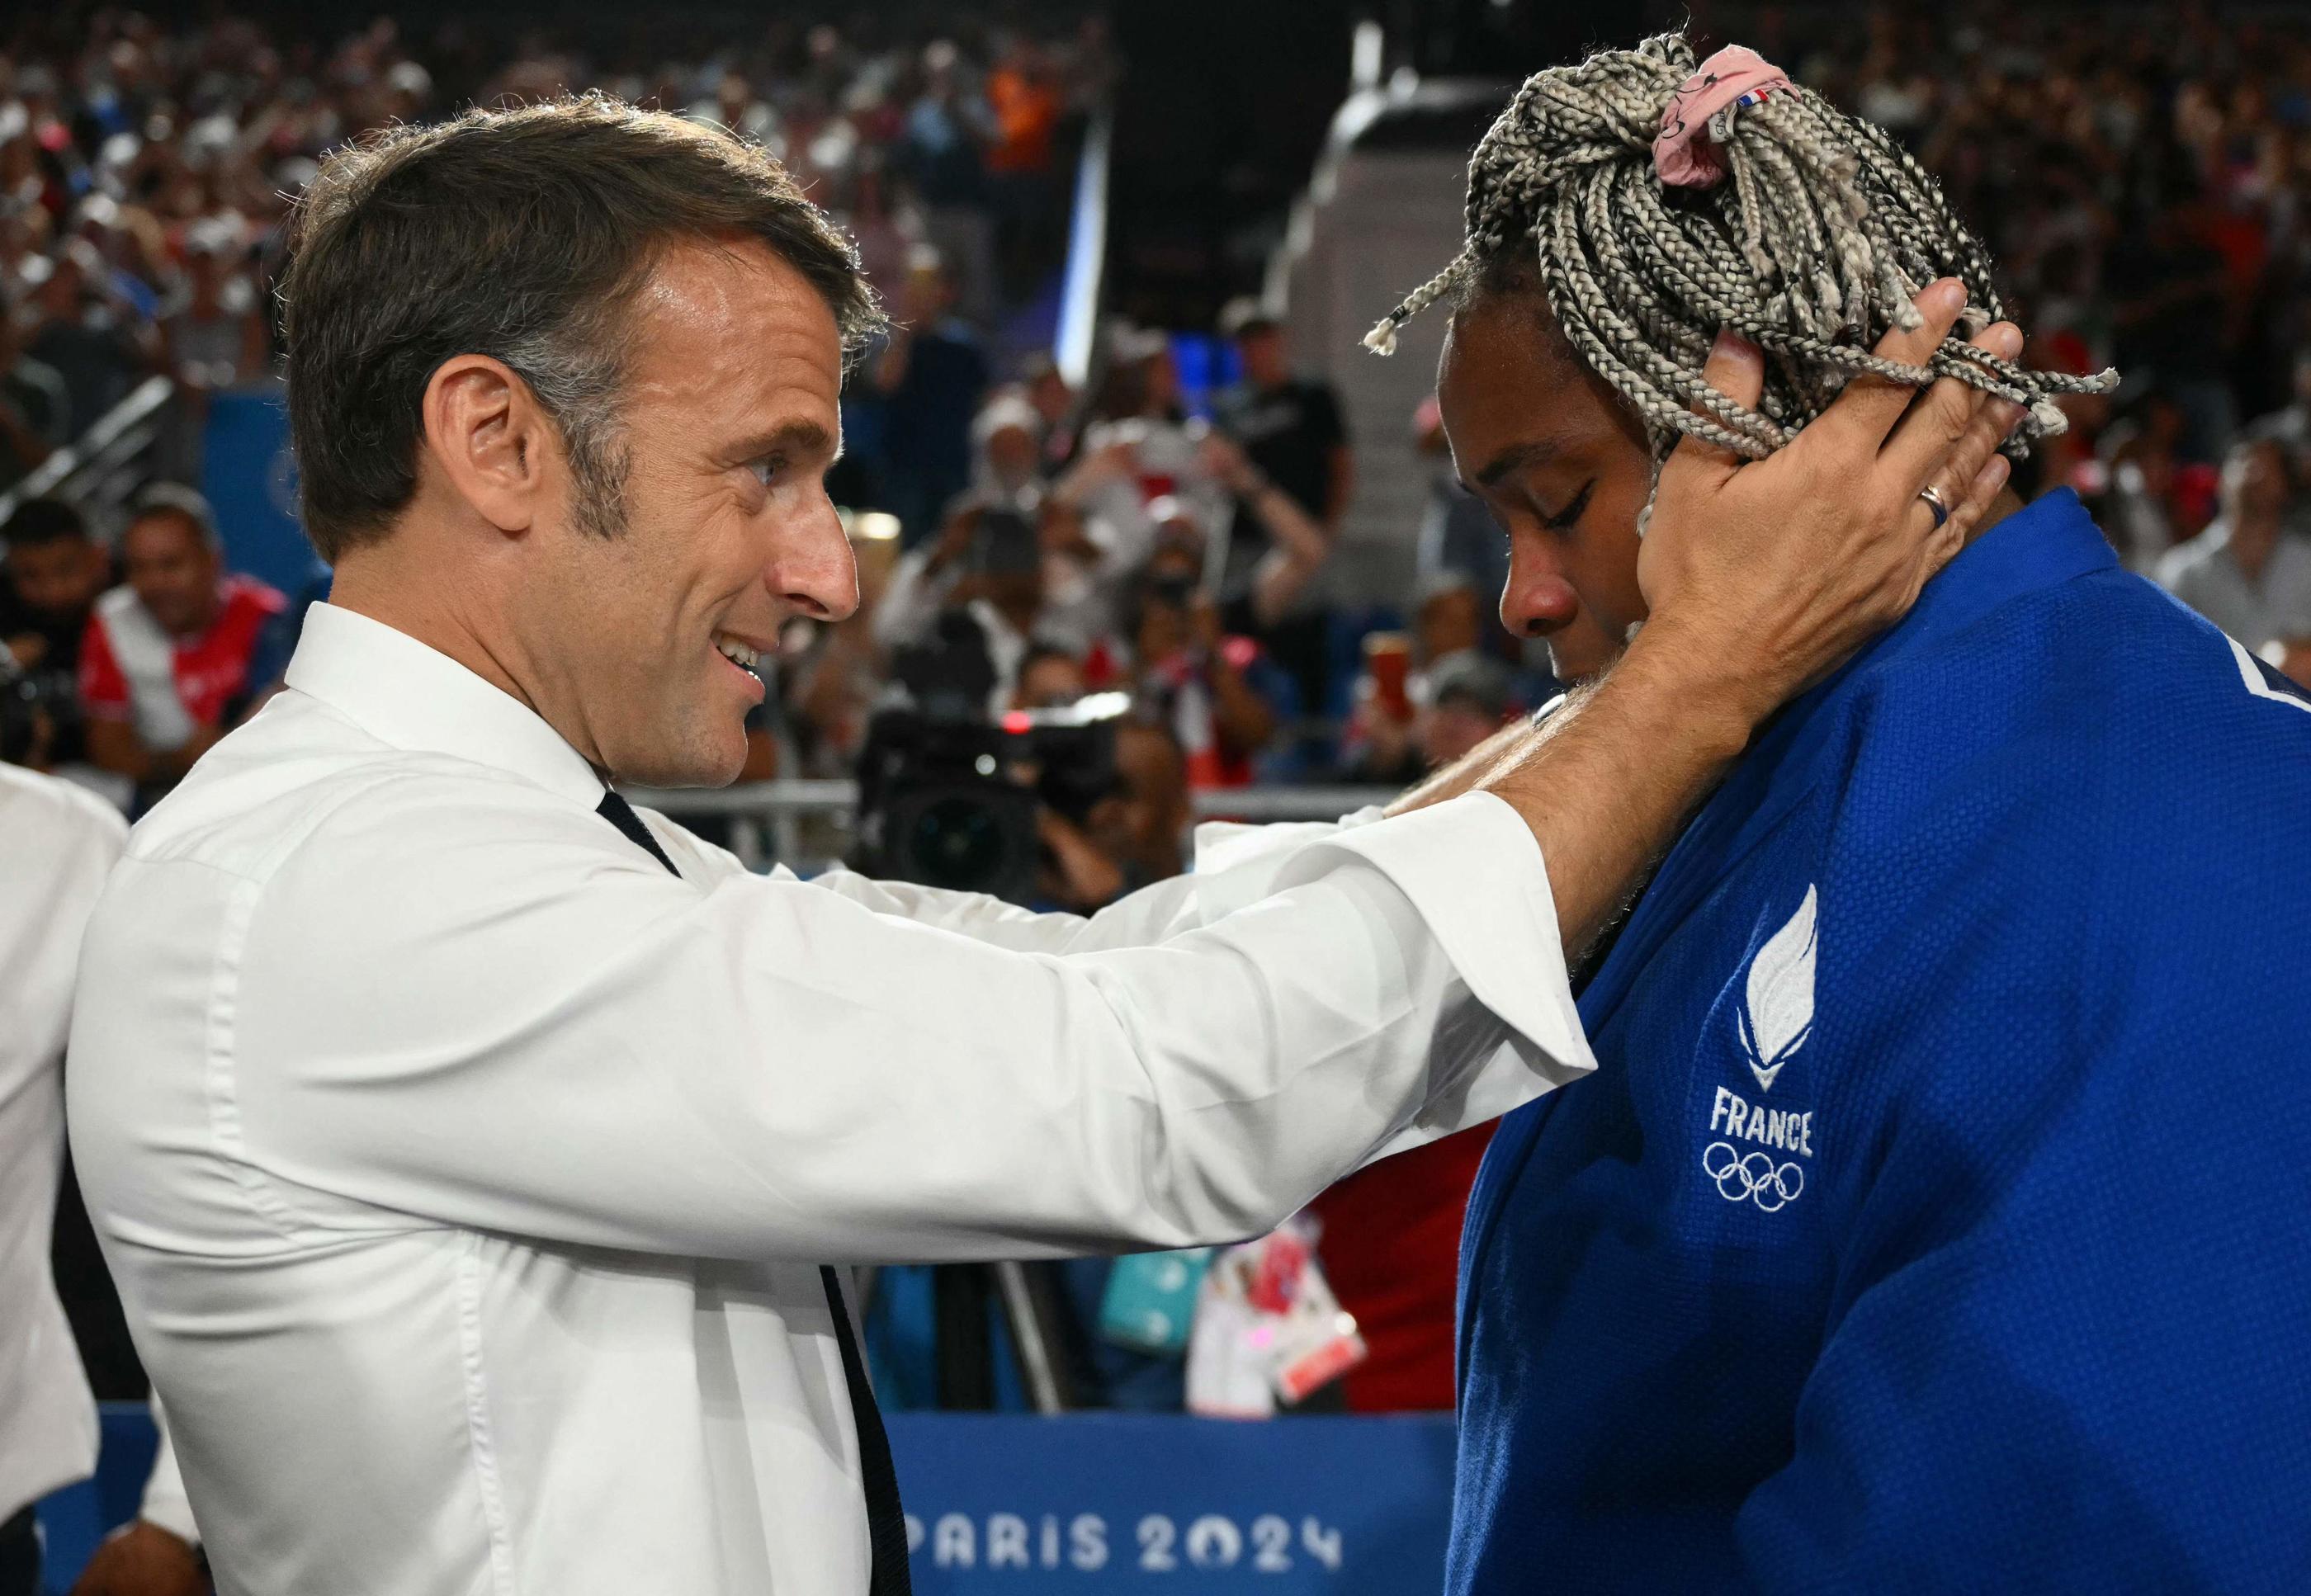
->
[[1449, 490, 2311, 1594]]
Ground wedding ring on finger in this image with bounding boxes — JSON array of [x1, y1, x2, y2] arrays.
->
[[1916, 482, 1951, 531]]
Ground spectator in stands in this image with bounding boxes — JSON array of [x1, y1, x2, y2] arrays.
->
[[2156, 432, 2311, 684], [23, 239, 152, 443], [2260, 346, 2311, 489], [1118, 509, 1292, 788], [1213, 298, 1349, 708], [984, 32, 1066, 301], [1019, 352, 1080, 472], [1009, 641, 1086, 713], [968, 389, 1047, 502], [1307, 1121, 1494, 1413], [908, 393, 1273, 671], [163, 220, 267, 396], [2108, 194, 2238, 463], [0, 498, 108, 768], [78, 485, 281, 805], [858, 250, 988, 544], [1340, 572, 1502, 785], [1196, 430, 1332, 633], [1214, 298, 1351, 533], [1414, 393, 1509, 609], [1077, 327, 1231, 565], [0, 283, 65, 491], [899, 40, 996, 328], [2096, 398, 2189, 573], [874, 497, 1054, 714], [1412, 569, 1487, 663], [1418, 650, 1516, 770], [785, 611, 885, 778], [1031, 714, 1194, 934], [839, 158, 922, 310]]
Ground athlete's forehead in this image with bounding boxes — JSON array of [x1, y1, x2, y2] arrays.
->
[[1438, 293, 1635, 490]]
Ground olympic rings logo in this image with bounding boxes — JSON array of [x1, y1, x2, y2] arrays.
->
[[1702, 1141, 1804, 1211]]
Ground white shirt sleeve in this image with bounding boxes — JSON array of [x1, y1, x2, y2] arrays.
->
[[224, 784, 1586, 1264]]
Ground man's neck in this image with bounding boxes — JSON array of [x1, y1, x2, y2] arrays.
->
[[327, 553, 539, 719]]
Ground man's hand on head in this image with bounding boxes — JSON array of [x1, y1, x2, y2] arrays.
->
[[1635, 276, 2025, 734], [1471, 281, 2031, 957]]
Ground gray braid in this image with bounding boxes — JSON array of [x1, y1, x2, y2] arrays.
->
[[1364, 32, 2116, 460]]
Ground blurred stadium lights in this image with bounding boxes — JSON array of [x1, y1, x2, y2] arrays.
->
[[1056, 110, 1113, 390], [1351, 20, 1384, 92]]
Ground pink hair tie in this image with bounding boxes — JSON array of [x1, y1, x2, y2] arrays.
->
[[1652, 45, 1794, 188]]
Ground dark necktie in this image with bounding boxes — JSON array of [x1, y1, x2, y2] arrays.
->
[[596, 790, 913, 1594]]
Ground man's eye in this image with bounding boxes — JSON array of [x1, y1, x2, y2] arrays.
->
[[748, 456, 786, 489]]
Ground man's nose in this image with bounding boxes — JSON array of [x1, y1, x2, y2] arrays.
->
[[1499, 556, 1582, 640], [774, 494, 859, 624]]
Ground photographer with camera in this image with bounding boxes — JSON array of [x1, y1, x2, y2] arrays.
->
[[0, 498, 111, 771], [872, 494, 1059, 711], [1113, 503, 1296, 789]]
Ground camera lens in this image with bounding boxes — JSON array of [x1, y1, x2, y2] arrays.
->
[[905, 795, 1015, 891]]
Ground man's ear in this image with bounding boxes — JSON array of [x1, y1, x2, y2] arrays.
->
[[419, 354, 550, 536]]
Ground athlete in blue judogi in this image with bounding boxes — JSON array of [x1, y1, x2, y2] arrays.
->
[[1367, 32, 2311, 1594]]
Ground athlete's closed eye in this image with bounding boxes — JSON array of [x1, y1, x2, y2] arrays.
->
[[1541, 479, 1595, 533]]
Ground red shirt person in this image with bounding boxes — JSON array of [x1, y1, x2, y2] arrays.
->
[[1307, 1124, 1491, 1411], [79, 486, 282, 798]]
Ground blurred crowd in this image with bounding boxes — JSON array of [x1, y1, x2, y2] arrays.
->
[[0, 5, 1112, 478], [1764, 3, 2311, 660], [11, 3, 2311, 902]]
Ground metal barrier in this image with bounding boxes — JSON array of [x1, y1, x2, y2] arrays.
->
[[625, 781, 1395, 822], [0, 374, 177, 528], [622, 781, 1398, 875]]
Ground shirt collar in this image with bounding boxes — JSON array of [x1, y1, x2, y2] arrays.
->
[[281, 602, 607, 807]]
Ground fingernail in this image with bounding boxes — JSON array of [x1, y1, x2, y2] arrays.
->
[[1927, 278, 1965, 316], [1985, 323, 2023, 360], [1975, 453, 2011, 493], [1712, 328, 1760, 366], [1999, 399, 2028, 435]]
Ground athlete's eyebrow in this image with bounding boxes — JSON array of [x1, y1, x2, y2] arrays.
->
[[1469, 437, 1562, 492]]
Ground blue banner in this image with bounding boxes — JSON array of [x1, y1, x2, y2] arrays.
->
[[201, 386, 319, 599], [887, 1413, 1454, 1590], [40, 1406, 1456, 1593]]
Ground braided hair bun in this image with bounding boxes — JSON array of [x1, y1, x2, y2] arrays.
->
[[1368, 33, 2115, 460]]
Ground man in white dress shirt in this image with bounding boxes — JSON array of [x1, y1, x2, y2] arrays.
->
[[0, 761, 119, 1595], [0, 752, 205, 1596], [64, 98, 2011, 1595]]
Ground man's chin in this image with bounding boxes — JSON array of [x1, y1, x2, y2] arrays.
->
[[613, 736, 749, 791]]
